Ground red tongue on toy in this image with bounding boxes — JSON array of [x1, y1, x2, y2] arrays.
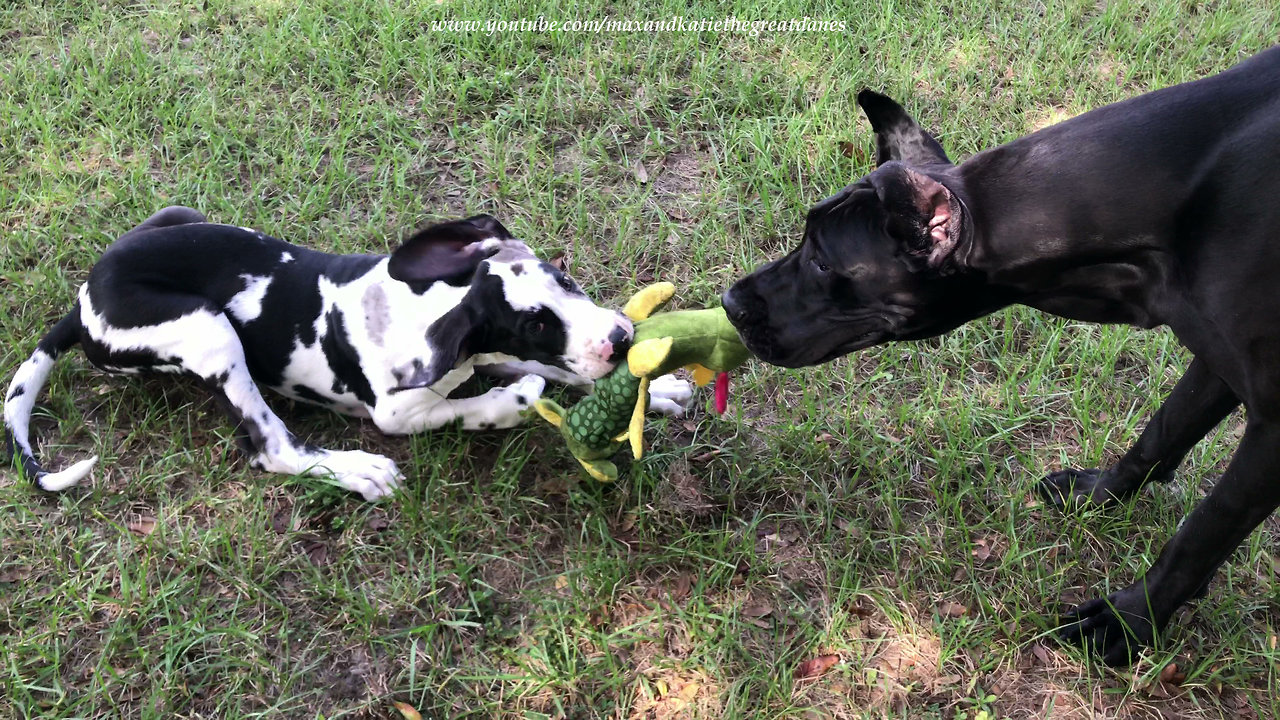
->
[[714, 372, 730, 414]]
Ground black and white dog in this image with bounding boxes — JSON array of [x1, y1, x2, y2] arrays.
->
[[3, 207, 691, 500]]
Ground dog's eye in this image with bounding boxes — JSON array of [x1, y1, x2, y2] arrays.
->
[[524, 310, 546, 334], [557, 275, 578, 293], [811, 258, 831, 273]]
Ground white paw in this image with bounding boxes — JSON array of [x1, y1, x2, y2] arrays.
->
[[463, 374, 546, 430], [647, 374, 693, 416], [313, 450, 403, 502]]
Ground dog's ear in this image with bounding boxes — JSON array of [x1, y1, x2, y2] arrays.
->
[[389, 305, 477, 392], [869, 162, 958, 270], [857, 89, 951, 167], [388, 214, 512, 285]]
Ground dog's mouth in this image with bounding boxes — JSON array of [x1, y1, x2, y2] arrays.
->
[[735, 319, 890, 368]]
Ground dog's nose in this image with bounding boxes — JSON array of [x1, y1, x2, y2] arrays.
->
[[721, 289, 747, 324], [607, 325, 632, 362]]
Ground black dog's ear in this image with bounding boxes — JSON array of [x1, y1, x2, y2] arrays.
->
[[857, 89, 951, 167], [869, 161, 959, 270], [388, 214, 512, 285], [389, 305, 477, 392]]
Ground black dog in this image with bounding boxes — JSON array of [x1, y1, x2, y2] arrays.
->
[[723, 46, 1280, 665]]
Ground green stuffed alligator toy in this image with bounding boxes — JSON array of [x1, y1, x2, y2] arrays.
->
[[534, 282, 751, 481]]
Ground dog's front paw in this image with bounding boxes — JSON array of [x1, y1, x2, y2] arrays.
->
[[464, 374, 546, 430], [647, 374, 693, 416], [1039, 468, 1132, 509], [1057, 585, 1163, 666], [315, 450, 404, 501]]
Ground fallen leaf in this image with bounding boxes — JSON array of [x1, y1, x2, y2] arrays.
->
[[742, 603, 773, 618], [127, 516, 157, 536], [795, 654, 840, 680], [617, 511, 638, 533], [937, 601, 968, 618], [554, 575, 570, 590], [971, 538, 992, 564], [0, 565, 33, 583], [304, 541, 329, 566], [1031, 643, 1051, 666], [1159, 662, 1187, 686], [678, 681, 700, 701], [632, 159, 649, 183], [669, 572, 693, 601], [392, 701, 422, 720], [838, 140, 858, 158]]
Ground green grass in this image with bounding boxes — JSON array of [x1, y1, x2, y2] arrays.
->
[[3, 0, 1280, 717]]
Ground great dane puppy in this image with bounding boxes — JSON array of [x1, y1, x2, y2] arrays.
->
[[4, 208, 691, 501], [723, 47, 1280, 665]]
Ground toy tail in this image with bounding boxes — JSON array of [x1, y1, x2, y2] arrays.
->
[[3, 305, 97, 491], [714, 372, 730, 414]]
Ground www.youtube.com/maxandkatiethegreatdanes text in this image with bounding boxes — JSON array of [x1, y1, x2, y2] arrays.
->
[[430, 16, 848, 36]]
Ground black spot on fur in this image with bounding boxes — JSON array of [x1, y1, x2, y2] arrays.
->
[[292, 384, 334, 406], [510, 262, 524, 275], [320, 308, 377, 406], [516, 395, 528, 406], [6, 385, 23, 401]]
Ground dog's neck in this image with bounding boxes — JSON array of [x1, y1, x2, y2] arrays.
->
[[950, 140, 1177, 329]]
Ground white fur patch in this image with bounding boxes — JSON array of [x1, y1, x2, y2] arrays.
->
[[2, 350, 55, 463], [225, 274, 273, 324], [281, 251, 294, 263]]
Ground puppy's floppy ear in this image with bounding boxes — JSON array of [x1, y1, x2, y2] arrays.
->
[[857, 89, 951, 167], [389, 305, 477, 392], [869, 161, 959, 270], [388, 214, 512, 286]]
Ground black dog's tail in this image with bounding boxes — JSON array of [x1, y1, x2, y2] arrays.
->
[[3, 305, 97, 491]]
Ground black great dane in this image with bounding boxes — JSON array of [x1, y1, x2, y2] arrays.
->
[[722, 46, 1280, 665]]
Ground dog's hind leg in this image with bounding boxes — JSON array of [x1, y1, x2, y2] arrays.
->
[[1039, 357, 1239, 508], [1058, 418, 1280, 665], [118, 206, 207, 241], [3, 305, 98, 491], [80, 292, 402, 501]]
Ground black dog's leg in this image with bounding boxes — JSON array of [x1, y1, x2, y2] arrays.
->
[[1058, 419, 1280, 665], [1039, 357, 1239, 508]]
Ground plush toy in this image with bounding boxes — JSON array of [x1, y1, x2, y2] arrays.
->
[[533, 282, 750, 481]]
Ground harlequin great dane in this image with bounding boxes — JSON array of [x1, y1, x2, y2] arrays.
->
[[723, 47, 1280, 665], [4, 207, 692, 500]]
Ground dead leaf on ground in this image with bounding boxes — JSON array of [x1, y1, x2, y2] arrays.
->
[[971, 537, 993, 564], [1159, 662, 1187, 686], [632, 159, 650, 183], [392, 701, 422, 720], [838, 140, 858, 158], [937, 601, 968, 618], [742, 603, 773, 618], [127, 516, 157, 536], [617, 511, 638, 533], [794, 654, 840, 680], [669, 572, 693, 601], [0, 565, 33, 583]]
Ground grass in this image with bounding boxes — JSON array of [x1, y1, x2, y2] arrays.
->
[[2, 0, 1279, 717]]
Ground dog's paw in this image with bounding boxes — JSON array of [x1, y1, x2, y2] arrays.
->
[[1038, 468, 1132, 509], [1056, 585, 1162, 666], [647, 374, 693, 416], [464, 374, 546, 430], [315, 450, 404, 502]]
